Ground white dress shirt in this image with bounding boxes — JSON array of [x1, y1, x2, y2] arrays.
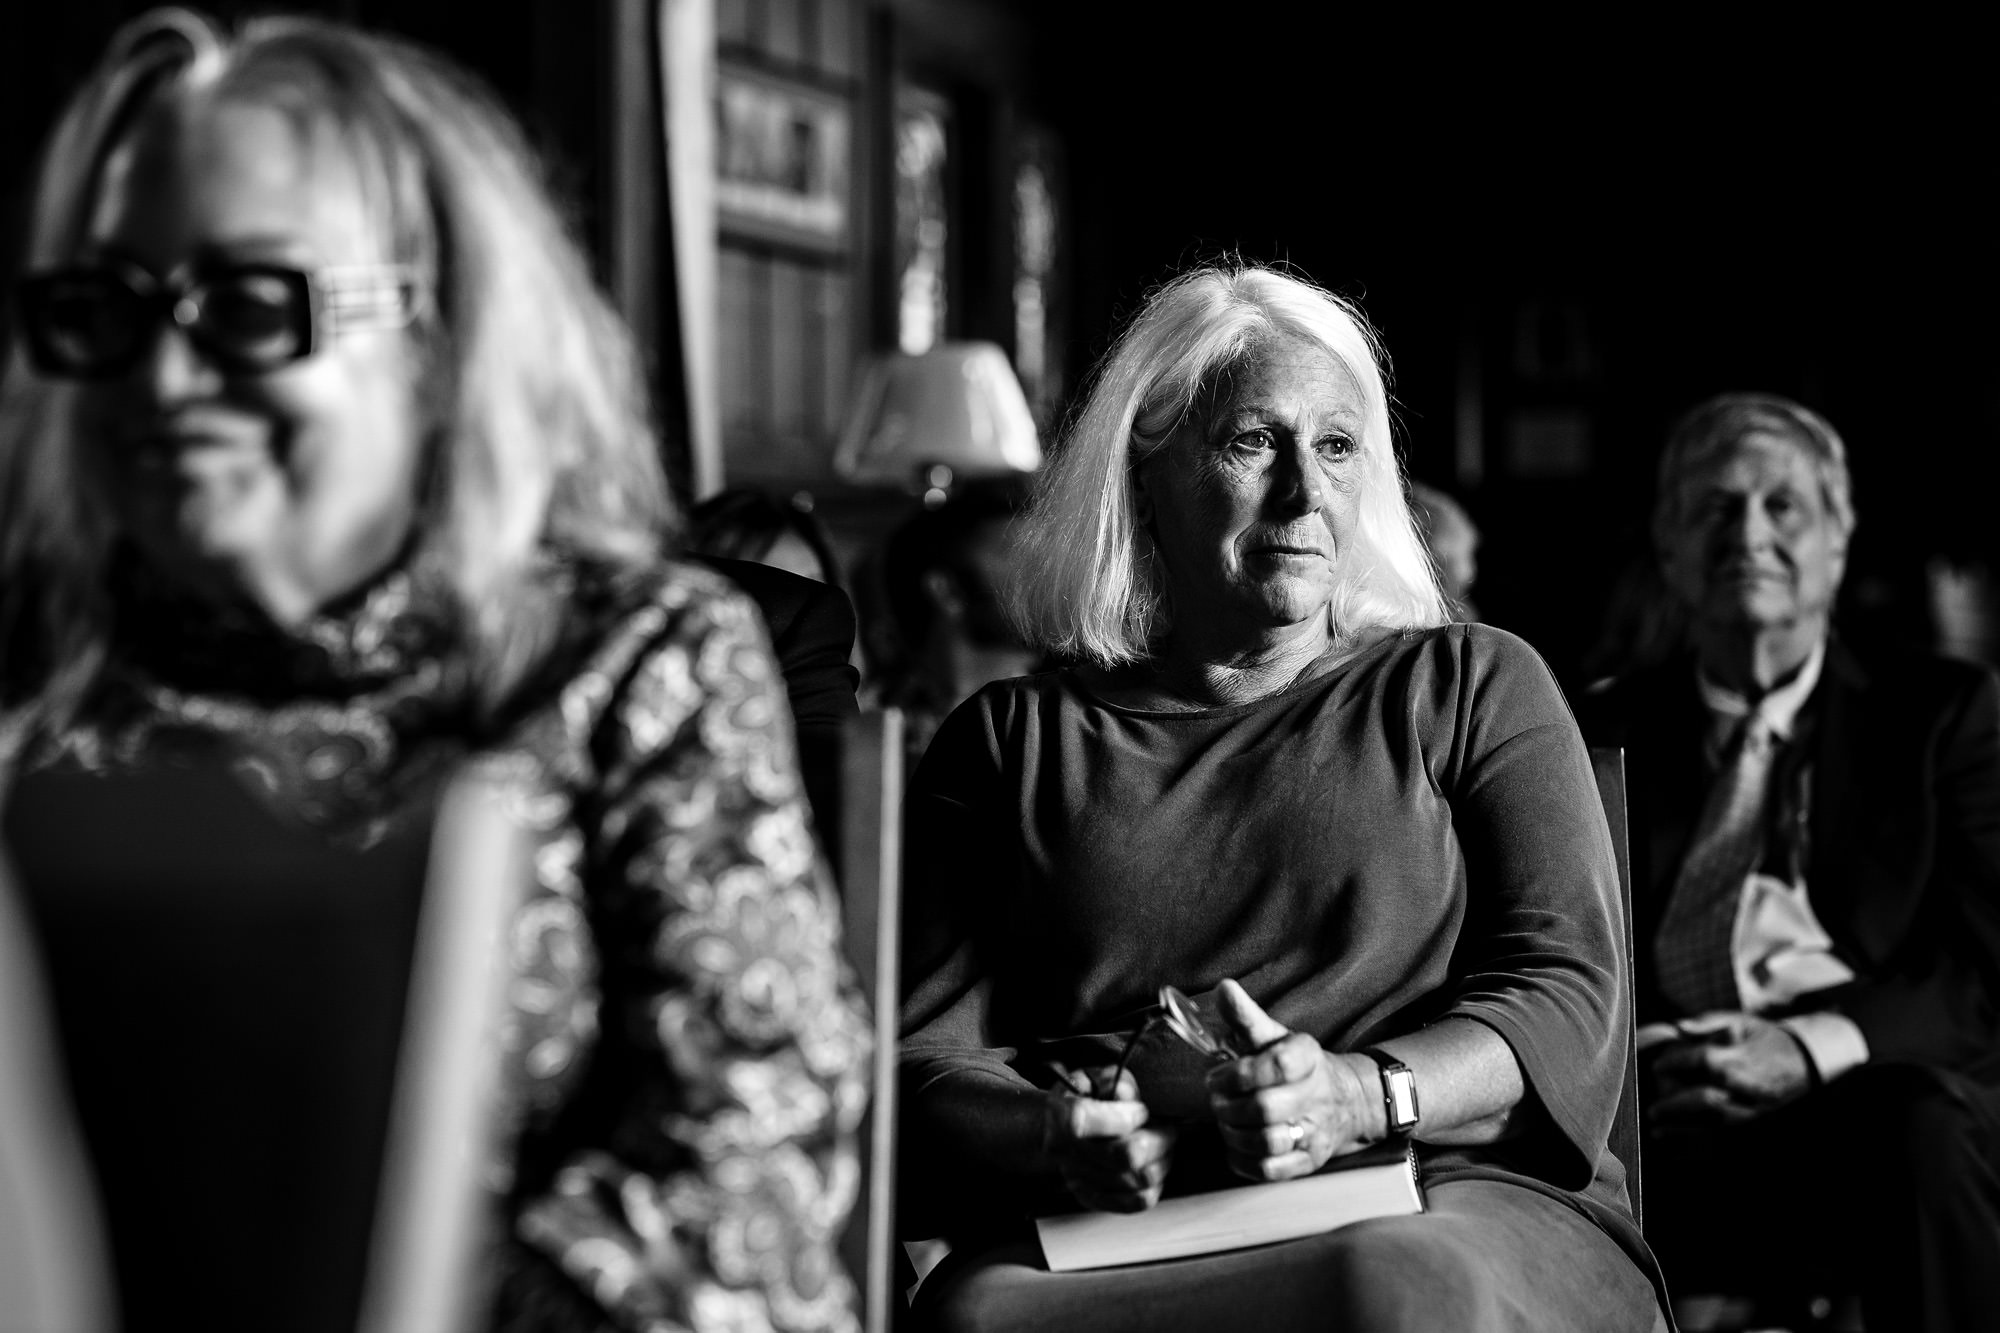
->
[[1693, 640, 1870, 1081]]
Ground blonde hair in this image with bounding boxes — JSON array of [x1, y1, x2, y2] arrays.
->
[[1009, 264, 1445, 666], [0, 8, 671, 723]]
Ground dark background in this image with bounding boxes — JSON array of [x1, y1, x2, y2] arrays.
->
[[1035, 9, 1999, 681], [7, 2, 1995, 685]]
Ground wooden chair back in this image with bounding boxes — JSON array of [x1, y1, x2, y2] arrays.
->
[[1590, 744, 1645, 1231]]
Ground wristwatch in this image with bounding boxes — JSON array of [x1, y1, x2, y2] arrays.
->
[[1358, 1047, 1420, 1135]]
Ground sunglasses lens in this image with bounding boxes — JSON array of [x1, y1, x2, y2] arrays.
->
[[24, 272, 146, 377], [195, 270, 309, 368]]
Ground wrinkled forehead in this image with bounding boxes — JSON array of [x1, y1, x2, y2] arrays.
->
[[1676, 429, 1823, 498]]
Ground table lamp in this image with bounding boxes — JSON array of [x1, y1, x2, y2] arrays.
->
[[834, 341, 1042, 506]]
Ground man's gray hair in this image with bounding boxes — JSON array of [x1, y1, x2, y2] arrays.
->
[[1652, 393, 1855, 554]]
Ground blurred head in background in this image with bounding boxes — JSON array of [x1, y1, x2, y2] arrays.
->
[[1651, 392, 1852, 690], [875, 479, 1037, 717], [686, 487, 842, 586], [1, 9, 668, 723], [1408, 481, 1480, 620]]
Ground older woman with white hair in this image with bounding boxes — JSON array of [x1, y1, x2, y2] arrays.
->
[[0, 10, 866, 1331], [897, 265, 1667, 1331]]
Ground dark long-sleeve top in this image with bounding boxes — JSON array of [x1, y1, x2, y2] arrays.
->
[[900, 622, 1647, 1264]]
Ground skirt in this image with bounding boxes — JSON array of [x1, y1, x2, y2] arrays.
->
[[910, 1177, 1668, 1333]]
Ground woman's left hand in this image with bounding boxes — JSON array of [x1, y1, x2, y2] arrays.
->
[[1205, 979, 1382, 1181]]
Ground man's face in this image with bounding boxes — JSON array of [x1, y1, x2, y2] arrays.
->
[[1660, 432, 1848, 635]]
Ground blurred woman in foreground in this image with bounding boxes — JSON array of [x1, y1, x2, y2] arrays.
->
[[0, 11, 867, 1330]]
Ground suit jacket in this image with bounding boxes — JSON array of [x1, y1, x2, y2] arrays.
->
[[1577, 640, 2000, 1082], [691, 556, 860, 848]]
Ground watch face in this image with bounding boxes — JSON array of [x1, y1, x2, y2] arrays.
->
[[1384, 1066, 1420, 1129]]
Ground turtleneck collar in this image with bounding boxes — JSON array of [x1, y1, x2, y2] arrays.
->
[[105, 543, 463, 705]]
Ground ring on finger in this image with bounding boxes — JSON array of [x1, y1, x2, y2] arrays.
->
[[1276, 1119, 1307, 1154]]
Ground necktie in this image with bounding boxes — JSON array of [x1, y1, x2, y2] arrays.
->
[[1654, 710, 1779, 1016]]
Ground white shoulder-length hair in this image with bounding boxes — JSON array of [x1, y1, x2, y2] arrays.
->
[[0, 8, 671, 725], [1009, 264, 1446, 666]]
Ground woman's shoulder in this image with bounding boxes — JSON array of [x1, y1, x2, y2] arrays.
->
[[947, 666, 1068, 728], [1357, 622, 1577, 743], [914, 667, 1069, 761], [1371, 620, 1560, 686]]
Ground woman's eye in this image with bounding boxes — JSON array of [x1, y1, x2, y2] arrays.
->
[[1228, 427, 1276, 453], [1317, 433, 1356, 459]]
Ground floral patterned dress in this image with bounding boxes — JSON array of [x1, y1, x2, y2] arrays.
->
[[25, 554, 871, 1333]]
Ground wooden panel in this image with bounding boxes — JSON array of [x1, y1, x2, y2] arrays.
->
[[818, 0, 858, 80], [815, 266, 854, 439], [718, 245, 765, 439], [765, 0, 805, 65], [717, 0, 752, 47], [771, 256, 810, 439]]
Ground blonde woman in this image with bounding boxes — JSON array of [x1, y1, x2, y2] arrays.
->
[[0, 11, 866, 1330], [899, 266, 1666, 1331]]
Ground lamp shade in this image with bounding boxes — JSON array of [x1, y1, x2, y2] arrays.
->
[[834, 341, 1042, 487]]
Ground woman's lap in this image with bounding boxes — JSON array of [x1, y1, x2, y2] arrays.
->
[[912, 1179, 1663, 1333]]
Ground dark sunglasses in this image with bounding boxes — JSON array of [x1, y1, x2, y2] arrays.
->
[[14, 258, 419, 380]]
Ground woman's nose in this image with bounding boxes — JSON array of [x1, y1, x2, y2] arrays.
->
[[1273, 440, 1328, 516], [128, 320, 222, 406]]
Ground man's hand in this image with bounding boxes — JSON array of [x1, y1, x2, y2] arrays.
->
[[1042, 1066, 1178, 1212], [1646, 1011, 1815, 1128]]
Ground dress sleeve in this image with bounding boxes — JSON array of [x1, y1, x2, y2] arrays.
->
[[515, 584, 872, 1333], [894, 689, 1052, 1234], [897, 688, 1031, 1078], [1434, 627, 1630, 1191]]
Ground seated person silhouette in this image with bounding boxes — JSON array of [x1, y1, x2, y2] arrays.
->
[[1577, 393, 2000, 1331], [1408, 480, 1480, 622], [871, 481, 1040, 759]]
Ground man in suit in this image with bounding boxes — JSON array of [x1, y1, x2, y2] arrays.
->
[[1577, 393, 2000, 1331]]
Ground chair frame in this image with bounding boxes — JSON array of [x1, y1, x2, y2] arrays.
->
[[1590, 744, 1645, 1231], [840, 708, 907, 1333]]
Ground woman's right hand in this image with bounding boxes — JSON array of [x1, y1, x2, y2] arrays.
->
[[1043, 1067, 1178, 1212]]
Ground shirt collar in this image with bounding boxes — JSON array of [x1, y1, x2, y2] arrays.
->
[[1694, 637, 1826, 743]]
